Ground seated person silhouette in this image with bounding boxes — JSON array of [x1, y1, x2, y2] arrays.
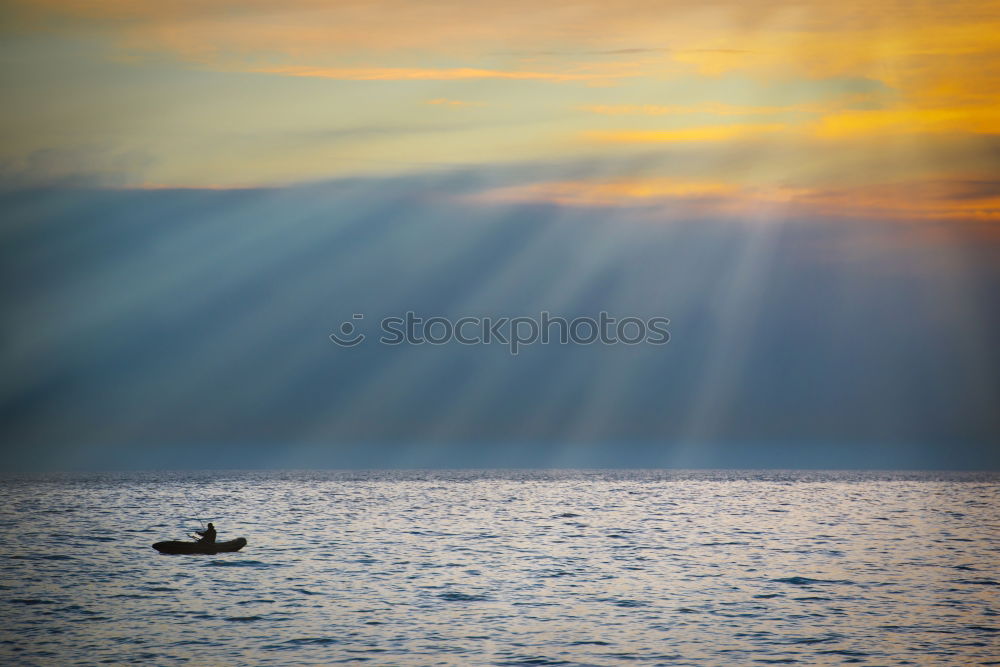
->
[[195, 522, 217, 544]]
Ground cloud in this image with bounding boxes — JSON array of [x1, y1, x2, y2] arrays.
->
[[465, 179, 739, 208], [2, 0, 997, 196], [577, 95, 880, 117], [464, 176, 1000, 224], [814, 107, 1000, 138], [793, 180, 1000, 223], [494, 47, 754, 57], [250, 65, 630, 82], [578, 104, 998, 149], [426, 98, 487, 107], [585, 124, 788, 143], [0, 146, 155, 188]]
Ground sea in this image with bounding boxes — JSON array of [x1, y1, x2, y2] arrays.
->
[[1, 470, 998, 666]]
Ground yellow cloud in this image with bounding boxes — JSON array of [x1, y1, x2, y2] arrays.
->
[[580, 105, 999, 147], [578, 97, 875, 117], [251, 65, 616, 82], [4, 0, 999, 194], [814, 108, 1000, 138], [585, 124, 788, 143]]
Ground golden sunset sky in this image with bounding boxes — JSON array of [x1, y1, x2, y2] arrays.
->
[[2, 2, 1000, 468], [2, 1, 999, 224]]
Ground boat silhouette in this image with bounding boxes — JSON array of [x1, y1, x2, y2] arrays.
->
[[152, 537, 247, 554]]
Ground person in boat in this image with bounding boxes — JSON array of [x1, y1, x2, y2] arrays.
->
[[194, 522, 216, 544]]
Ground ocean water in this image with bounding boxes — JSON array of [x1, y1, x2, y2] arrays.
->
[[1, 470, 998, 666]]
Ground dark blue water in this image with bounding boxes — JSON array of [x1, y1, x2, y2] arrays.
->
[[1, 470, 998, 665]]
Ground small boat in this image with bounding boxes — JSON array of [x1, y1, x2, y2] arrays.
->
[[152, 537, 247, 555]]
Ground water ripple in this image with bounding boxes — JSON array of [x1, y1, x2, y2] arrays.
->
[[0, 469, 997, 665]]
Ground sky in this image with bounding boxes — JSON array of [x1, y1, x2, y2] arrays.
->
[[1, 1, 998, 469]]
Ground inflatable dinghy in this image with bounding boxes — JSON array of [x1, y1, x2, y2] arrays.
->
[[152, 537, 247, 554]]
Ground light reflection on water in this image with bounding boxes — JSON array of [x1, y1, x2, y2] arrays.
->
[[1, 470, 998, 665]]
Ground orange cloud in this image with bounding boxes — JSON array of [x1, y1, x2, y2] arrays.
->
[[470, 179, 739, 207], [467, 178, 1000, 224], [793, 180, 1000, 222]]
